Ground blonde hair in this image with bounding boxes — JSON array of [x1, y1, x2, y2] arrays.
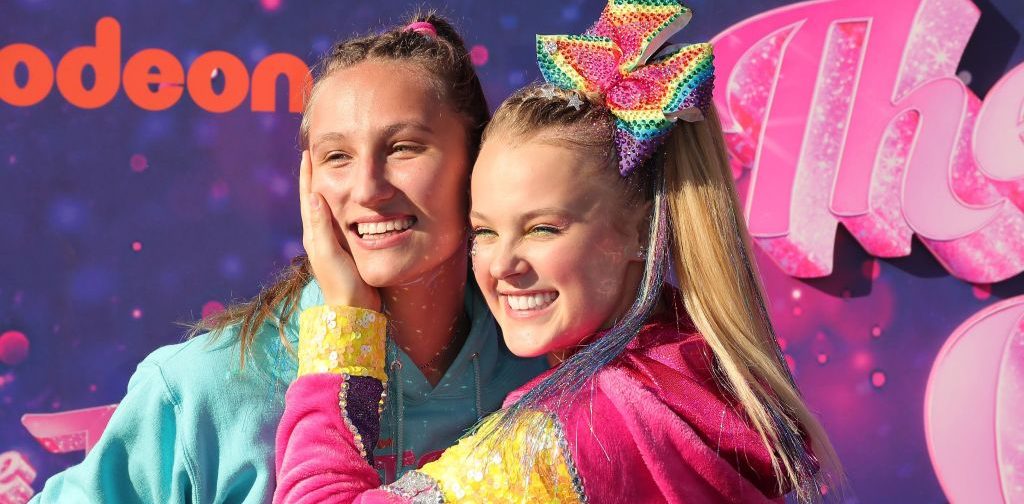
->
[[481, 85, 842, 501]]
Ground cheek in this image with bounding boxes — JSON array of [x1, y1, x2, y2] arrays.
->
[[471, 244, 504, 312], [309, 166, 332, 194], [471, 249, 493, 293], [399, 165, 468, 221], [529, 243, 579, 283], [311, 171, 351, 207], [590, 234, 633, 292], [548, 233, 632, 305], [593, 233, 632, 265]]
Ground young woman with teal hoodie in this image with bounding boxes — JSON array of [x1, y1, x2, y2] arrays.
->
[[29, 14, 547, 504]]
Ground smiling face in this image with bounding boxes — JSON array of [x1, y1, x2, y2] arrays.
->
[[470, 135, 648, 359], [306, 59, 471, 287]]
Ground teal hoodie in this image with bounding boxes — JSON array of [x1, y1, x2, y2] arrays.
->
[[30, 280, 547, 503]]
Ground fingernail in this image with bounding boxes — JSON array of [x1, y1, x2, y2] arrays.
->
[[312, 197, 321, 210]]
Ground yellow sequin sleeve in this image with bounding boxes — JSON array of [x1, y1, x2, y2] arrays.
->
[[296, 305, 388, 383], [380, 412, 585, 503]]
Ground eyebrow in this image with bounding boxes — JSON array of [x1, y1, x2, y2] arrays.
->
[[312, 122, 435, 149], [470, 207, 572, 222], [312, 132, 345, 147], [383, 121, 434, 138]]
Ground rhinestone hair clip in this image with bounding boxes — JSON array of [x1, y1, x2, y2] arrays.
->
[[535, 0, 715, 176], [532, 83, 585, 111]]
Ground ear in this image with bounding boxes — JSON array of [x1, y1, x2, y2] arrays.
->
[[627, 199, 654, 263]]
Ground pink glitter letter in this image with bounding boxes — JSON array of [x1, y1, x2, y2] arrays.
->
[[973, 62, 1024, 182], [0, 451, 36, 504], [713, 0, 1024, 282], [21, 404, 118, 455], [925, 296, 1024, 503]]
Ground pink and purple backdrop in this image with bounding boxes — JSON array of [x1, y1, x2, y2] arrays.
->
[[2, 0, 1023, 502]]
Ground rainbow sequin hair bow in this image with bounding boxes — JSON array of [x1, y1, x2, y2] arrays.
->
[[537, 0, 715, 176]]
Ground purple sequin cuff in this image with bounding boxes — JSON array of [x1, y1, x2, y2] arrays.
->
[[340, 375, 386, 464]]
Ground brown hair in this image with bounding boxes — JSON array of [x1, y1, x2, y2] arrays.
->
[[481, 84, 842, 502], [189, 12, 490, 365]]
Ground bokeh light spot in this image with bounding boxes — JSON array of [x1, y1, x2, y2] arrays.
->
[[210, 180, 230, 201], [130, 154, 148, 173], [972, 283, 991, 300], [470, 45, 489, 66], [202, 300, 226, 320], [871, 369, 887, 389], [0, 330, 30, 366]]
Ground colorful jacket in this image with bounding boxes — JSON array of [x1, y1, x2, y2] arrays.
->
[[30, 280, 545, 503], [275, 293, 788, 503]]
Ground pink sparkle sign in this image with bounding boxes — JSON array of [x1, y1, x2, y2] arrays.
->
[[0, 451, 35, 504], [21, 404, 118, 455], [713, 0, 1024, 283], [925, 296, 1024, 503]]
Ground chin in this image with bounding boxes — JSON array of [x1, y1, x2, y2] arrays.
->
[[504, 343, 549, 359], [354, 255, 417, 288], [501, 327, 554, 358]]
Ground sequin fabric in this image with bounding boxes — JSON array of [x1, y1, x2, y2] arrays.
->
[[536, 0, 715, 176], [381, 470, 445, 503], [297, 305, 388, 383], [297, 305, 388, 461], [404, 411, 585, 503], [341, 375, 386, 463]]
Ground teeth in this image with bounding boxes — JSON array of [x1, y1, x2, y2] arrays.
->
[[506, 292, 557, 311], [357, 218, 415, 237]]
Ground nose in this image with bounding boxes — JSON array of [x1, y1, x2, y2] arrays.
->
[[349, 154, 396, 207], [488, 240, 530, 281]]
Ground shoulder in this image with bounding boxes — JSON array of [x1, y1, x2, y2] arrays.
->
[[555, 323, 782, 503], [618, 321, 718, 388], [583, 322, 742, 446], [135, 322, 297, 409], [136, 328, 239, 390]]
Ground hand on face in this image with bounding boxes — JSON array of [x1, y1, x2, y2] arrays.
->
[[300, 149, 381, 311]]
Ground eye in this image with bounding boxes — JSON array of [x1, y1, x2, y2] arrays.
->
[[324, 151, 351, 165], [472, 227, 497, 239], [528, 225, 561, 236], [391, 143, 427, 157]]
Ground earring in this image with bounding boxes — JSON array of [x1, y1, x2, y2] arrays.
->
[[636, 247, 646, 259]]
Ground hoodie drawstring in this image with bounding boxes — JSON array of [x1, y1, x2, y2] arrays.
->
[[471, 352, 482, 421], [389, 347, 405, 477], [388, 344, 482, 477]]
